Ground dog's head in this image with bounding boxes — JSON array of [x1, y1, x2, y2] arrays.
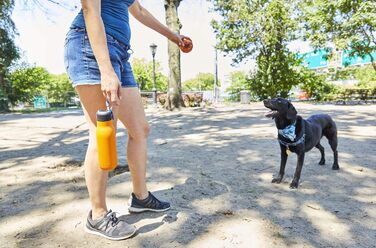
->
[[263, 98, 297, 121]]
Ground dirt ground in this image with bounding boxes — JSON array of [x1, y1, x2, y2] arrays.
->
[[0, 102, 375, 248]]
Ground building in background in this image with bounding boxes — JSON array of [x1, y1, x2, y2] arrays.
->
[[300, 49, 376, 86], [300, 49, 376, 70]]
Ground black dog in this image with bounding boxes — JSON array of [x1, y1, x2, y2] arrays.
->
[[264, 98, 339, 188]]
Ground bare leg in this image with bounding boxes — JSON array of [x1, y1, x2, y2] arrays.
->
[[117, 88, 149, 200], [76, 85, 118, 220]]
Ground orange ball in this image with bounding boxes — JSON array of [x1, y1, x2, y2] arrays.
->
[[180, 37, 193, 53]]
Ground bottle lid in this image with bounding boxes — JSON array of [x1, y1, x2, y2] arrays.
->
[[96, 110, 113, 122]]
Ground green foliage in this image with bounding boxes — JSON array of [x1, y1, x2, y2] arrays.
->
[[212, 0, 298, 64], [0, 0, 19, 110], [212, 0, 304, 99], [354, 66, 376, 90], [8, 65, 75, 105], [250, 53, 304, 99], [298, 67, 339, 101], [9, 66, 51, 104], [131, 58, 168, 91], [0, 0, 18, 68], [46, 73, 75, 104], [182, 73, 218, 91], [225, 71, 250, 102], [301, 0, 376, 70]]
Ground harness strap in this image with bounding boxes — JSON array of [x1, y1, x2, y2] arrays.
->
[[278, 119, 305, 148]]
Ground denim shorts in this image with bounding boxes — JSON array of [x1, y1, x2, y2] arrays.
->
[[64, 28, 138, 88]]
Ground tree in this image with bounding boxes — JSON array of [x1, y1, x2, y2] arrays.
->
[[354, 66, 376, 90], [182, 73, 218, 91], [302, 0, 376, 71], [0, 0, 19, 111], [9, 66, 51, 105], [132, 58, 168, 91], [211, 0, 303, 99], [164, 0, 184, 110], [297, 67, 336, 101], [225, 71, 250, 102], [47, 73, 75, 106]]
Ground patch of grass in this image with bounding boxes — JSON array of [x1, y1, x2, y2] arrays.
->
[[11, 107, 79, 114]]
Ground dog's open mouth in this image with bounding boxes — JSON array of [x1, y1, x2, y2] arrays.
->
[[264, 110, 278, 118]]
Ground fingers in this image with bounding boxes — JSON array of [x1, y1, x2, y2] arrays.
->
[[117, 84, 122, 100], [110, 90, 119, 105], [178, 36, 183, 46], [101, 86, 120, 106], [100, 70, 122, 106]]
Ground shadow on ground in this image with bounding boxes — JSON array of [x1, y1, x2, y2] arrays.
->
[[0, 103, 375, 247]]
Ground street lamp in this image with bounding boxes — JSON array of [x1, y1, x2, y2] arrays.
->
[[214, 47, 219, 103], [150, 43, 158, 105]]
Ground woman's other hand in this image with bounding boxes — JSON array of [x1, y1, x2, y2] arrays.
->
[[101, 71, 122, 106]]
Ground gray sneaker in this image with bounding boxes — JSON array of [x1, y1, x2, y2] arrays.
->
[[85, 210, 136, 240]]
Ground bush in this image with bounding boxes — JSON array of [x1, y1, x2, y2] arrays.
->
[[225, 71, 251, 102], [182, 93, 203, 107], [157, 93, 203, 107], [298, 67, 342, 101], [182, 73, 219, 91]]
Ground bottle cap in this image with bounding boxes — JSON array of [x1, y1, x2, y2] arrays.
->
[[96, 110, 113, 122]]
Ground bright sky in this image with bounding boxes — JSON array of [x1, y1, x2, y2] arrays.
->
[[12, 0, 311, 85]]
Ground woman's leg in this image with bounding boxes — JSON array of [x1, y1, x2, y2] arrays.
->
[[116, 88, 149, 200], [76, 85, 118, 220]]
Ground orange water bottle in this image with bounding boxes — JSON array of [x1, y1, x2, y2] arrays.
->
[[96, 101, 117, 171]]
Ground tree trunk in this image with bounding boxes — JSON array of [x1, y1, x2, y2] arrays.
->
[[164, 0, 184, 110], [369, 53, 376, 72], [0, 65, 10, 112]]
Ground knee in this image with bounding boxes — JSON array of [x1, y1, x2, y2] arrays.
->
[[129, 123, 150, 141]]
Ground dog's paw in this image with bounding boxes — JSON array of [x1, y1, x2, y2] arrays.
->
[[318, 159, 325, 165], [272, 177, 282, 184], [332, 164, 340, 170], [289, 181, 299, 189]]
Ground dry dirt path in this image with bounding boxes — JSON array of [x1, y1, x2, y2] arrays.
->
[[1, 103, 375, 248]]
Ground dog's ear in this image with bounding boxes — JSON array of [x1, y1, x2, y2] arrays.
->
[[286, 102, 297, 120]]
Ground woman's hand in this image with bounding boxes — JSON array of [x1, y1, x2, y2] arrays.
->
[[169, 33, 187, 47], [170, 33, 193, 53], [101, 71, 122, 106]]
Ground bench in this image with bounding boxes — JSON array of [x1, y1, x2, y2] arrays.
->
[[335, 88, 376, 104]]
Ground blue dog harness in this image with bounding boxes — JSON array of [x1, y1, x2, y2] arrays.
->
[[278, 121, 305, 148], [278, 121, 296, 141]]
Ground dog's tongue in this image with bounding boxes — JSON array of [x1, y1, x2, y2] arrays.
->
[[264, 110, 275, 118]]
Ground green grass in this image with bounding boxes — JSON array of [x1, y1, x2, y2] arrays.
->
[[10, 107, 80, 114]]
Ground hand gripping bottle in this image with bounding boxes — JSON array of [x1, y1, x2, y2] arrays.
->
[[96, 101, 117, 171]]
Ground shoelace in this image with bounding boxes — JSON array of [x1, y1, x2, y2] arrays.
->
[[104, 211, 119, 229], [148, 194, 161, 208]]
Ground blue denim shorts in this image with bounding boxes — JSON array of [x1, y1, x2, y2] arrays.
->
[[64, 28, 138, 88]]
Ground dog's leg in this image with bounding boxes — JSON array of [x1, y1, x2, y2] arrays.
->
[[315, 143, 325, 165], [290, 152, 305, 189], [272, 146, 288, 184], [324, 122, 340, 170], [329, 135, 339, 170]]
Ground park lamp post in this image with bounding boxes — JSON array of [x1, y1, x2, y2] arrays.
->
[[150, 43, 158, 105]]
